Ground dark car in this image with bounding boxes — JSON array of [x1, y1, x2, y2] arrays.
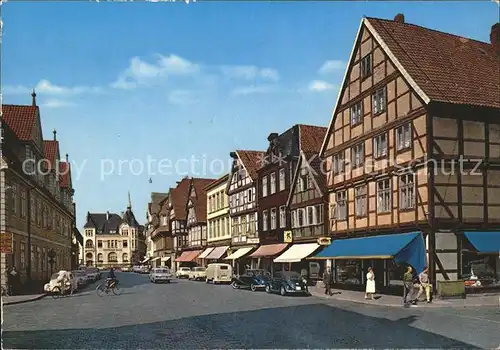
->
[[231, 269, 271, 292], [265, 271, 310, 296]]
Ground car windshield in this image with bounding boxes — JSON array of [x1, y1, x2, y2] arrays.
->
[[155, 269, 170, 273], [181, 268, 191, 271], [194, 267, 206, 272]]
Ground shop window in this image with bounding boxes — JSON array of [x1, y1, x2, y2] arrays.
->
[[335, 260, 362, 285]]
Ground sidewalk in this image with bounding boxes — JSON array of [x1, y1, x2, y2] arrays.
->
[[310, 286, 500, 308], [2, 293, 47, 306]]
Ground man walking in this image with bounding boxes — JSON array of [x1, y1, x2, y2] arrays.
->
[[323, 267, 333, 296], [8, 266, 20, 295], [416, 267, 432, 303], [403, 266, 415, 306]]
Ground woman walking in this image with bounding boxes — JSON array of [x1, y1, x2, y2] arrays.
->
[[365, 267, 375, 300]]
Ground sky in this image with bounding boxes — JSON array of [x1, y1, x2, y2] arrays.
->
[[2, 1, 498, 229]]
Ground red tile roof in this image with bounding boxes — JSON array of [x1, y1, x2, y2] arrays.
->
[[298, 125, 328, 154], [236, 150, 266, 180], [1, 104, 38, 141], [171, 177, 192, 219], [59, 161, 71, 188], [190, 178, 217, 222], [367, 17, 500, 108], [43, 140, 59, 171]]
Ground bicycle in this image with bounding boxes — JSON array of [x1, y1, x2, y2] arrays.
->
[[96, 278, 123, 297], [51, 281, 74, 299]]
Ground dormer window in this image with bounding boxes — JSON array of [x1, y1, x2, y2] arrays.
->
[[361, 54, 373, 79]]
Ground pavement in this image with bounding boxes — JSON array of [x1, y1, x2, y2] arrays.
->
[[2, 272, 500, 349], [309, 285, 500, 308], [2, 293, 47, 305]]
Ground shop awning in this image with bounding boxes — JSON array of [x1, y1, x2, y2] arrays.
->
[[150, 257, 161, 262], [198, 247, 215, 259], [314, 231, 427, 274], [464, 231, 500, 253], [161, 257, 171, 262], [249, 243, 288, 258], [175, 251, 192, 262], [274, 243, 320, 263], [225, 247, 253, 260], [186, 250, 202, 262], [205, 246, 229, 260], [141, 257, 151, 263]]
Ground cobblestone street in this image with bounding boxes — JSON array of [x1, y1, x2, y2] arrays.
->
[[2, 272, 500, 349]]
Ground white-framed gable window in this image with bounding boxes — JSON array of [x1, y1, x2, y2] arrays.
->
[[332, 152, 345, 174], [270, 172, 276, 194], [373, 133, 388, 158], [335, 191, 347, 220], [377, 179, 391, 213], [279, 168, 285, 191], [399, 173, 415, 209], [396, 123, 412, 151], [350, 101, 363, 126], [270, 208, 277, 230], [279, 205, 286, 228], [262, 176, 268, 197], [352, 143, 365, 168], [372, 87, 387, 115], [262, 210, 268, 231]]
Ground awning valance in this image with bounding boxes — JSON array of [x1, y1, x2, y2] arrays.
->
[[464, 231, 500, 253], [274, 243, 320, 263], [161, 257, 171, 262], [314, 231, 427, 274], [141, 257, 151, 263], [249, 243, 288, 258], [205, 246, 229, 260], [150, 257, 161, 262], [198, 247, 215, 259], [225, 247, 253, 260], [185, 250, 202, 262], [175, 251, 192, 262]]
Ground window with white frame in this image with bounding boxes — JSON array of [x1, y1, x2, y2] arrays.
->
[[307, 206, 314, 226], [373, 133, 388, 158], [270, 172, 276, 194], [254, 212, 258, 232], [314, 204, 323, 224], [247, 188, 253, 202], [297, 208, 305, 227], [377, 179, 392, 213], [262, 210, 268, 231], [11, 183, 18, 215], [279, 206, 286, 228], [332, 152, 345, 174], [355, 185, 367, 217], [25, 146, 35, 174], [352, 143, 365, 168], [396, 123, 412, 151], [291, 210, 297, 228], [400, 173, 415, 209], [361, 54, 372, 79], [335, 191, 347, 220], [350, 101, 363, 126], [20, 189, 26, 218], [246, 214, 251, 232], [262, 176, 268, 197], [270, 208, 277, 229], [279, 168, 285, 191], [372, 87, 387, 115]]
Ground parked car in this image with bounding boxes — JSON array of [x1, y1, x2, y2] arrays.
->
[[205, 263, 232, 284], [132, 265, 141, 273], [149, 268, 173, 283], [139, 265, 150, 274], [231, 269, 271, 291], [121, 266, 132, 272], [44, 270, 78, 293], [71, 270, 88, 288], [176, 267, 191, 279], [189, 267, 207, 281], [265, 271, 310, 296], [82, 267, 99, 282]]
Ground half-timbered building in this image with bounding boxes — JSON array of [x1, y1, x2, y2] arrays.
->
[[225, 150, 264, 273], [148, 192, 174, 268], [169, 177, 191, 271], [319, 14, 500, 292]]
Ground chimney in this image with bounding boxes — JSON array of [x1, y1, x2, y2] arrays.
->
[[491, 23, 500, 55], [31, 89, 37, 106], [53, 129, 57, 141], [267, 133, 279, 142], [394, 13, 405, 23], [229, 151, 237, 159], [106, 211, 110, 220]]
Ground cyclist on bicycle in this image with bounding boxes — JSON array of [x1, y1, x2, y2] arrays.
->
[[106, 268, 116, 288]]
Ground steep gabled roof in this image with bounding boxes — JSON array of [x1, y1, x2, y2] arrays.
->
[[189, 177, 217, 222], [171, 177, 192, 220], [236, 150, 265, 180], [59, 161, 71, 188], [1, 104, 38, 141], [298, 124, 327, 154], [43, 140, 59, 171], [84, 212, 123, 233]]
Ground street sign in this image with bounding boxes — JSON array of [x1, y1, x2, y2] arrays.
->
[[284, 231, 293, 243], [0, 232, 13, 254], [317, 237, 331, 246]]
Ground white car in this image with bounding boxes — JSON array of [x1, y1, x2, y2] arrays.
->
[[44, 271, 78, 293], [189, 267, 207, 281], [149, 268, 173, 283], [176, 267, 191, 279], [83, 268, 99, 282], [71, 270, 87, 288]]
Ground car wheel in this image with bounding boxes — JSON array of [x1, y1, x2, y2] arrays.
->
[[280, 286, 286, 296], [231, 281, 240, 289], [265, 284, 271, 293], [250, 284, 257, 292]]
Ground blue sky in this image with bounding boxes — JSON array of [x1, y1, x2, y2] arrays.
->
[[2, 1, 498, 229]]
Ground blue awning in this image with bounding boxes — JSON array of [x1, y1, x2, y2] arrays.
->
[[464, 231, 500, 253], [314, 231, 427, 274]]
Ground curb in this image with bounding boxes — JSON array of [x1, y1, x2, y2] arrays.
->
[[310, 290, 499, 309], [2, 293, 47, 306]]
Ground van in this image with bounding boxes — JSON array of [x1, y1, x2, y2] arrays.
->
[[205, 263, 232, 284]]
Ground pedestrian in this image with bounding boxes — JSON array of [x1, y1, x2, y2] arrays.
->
[[403, 266, 416, 305], [365, 267, 375, 300], [416, 267, 432, 303], [323, 267, 333, 296], [8, 266, 20, 295]]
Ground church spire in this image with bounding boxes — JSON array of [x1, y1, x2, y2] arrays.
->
[[127, 191, 132, 209]]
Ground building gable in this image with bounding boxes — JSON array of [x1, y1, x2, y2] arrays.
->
[[286, 152, 323, 207], [31, 109, 44, 155]]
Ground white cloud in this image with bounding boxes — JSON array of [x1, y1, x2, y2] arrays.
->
[[308, 80, 336, 92], [221, 65, 280, 82], [41, 99, 77, 108], [2, 79, 103, 95], [111, 54, 200, 89], [231, 85, 279, 96], [318, 60, 345, 74]]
